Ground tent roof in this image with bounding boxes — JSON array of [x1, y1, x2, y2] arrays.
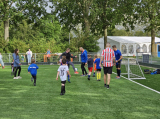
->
[[107, 36, 160, 43]]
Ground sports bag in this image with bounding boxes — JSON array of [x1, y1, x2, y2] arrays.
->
[[144, 69, 151, 74]]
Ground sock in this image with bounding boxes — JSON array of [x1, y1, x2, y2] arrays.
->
[[99, 73, 101, 79], [68, 75, 70, 80], [118, 70, 120, 77], [97, 73, 99, 80], [94, 72, 95, 75], [61, 86, 65, 93], [88, 75, 90, 78], [64, 86, 65, 93], [117, 69, 118, 76], [104, 84, 106, 86]]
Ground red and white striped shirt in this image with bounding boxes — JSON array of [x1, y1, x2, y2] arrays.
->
[[101, 48, 115, 67]]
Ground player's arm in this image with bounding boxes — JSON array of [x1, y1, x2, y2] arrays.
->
[[113, 56, 116, 66], [118, 55, 123, 61], [28, 67, 30, 73], [118, 52, 123, 61], [56, 71, 60, 80], [70, 53, 76, 58], [85, 53, 88, 65], [100, 56, 103, 67], [36, 65, 39, 69]]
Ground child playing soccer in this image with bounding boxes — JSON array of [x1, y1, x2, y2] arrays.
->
[[60, 55, 71, 83], [87, 54, 93, 80], [28, 59, 39, 86], [56, 59, 71, 95], [94, 54, 102, 81], [93, 55, 97, 77]]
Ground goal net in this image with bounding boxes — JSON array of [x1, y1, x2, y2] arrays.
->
[[120, 58, 146, 80]]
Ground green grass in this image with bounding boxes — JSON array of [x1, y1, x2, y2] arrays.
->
[[113, 65, 160, 92], [134, 66, 160, 92], [0, 65, 160, 119]]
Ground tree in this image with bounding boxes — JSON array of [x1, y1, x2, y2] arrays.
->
[[0, 0, 48, 41], [34, 15, 62, 42], [135, 0, 160, 54], [91, 0, 139, 48], [52, 0, 97, 36]]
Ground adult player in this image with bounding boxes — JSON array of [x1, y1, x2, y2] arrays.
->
[[79, 47, 88, 76], [100, 43, 115, 89], [112, 45, 123, 79], [61, 48, 79, 74], [0, 53, 5, 69]]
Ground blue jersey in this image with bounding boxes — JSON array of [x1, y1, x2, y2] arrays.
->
[[28, 63, 39, 76], [114, 50, 122, 61], [47, 51, 51, 54], [94, 58, 101, 69]]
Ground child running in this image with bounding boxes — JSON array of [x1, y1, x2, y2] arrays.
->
[[87, 54, 93, 80], [94, 54, 102, 81], [28, 59, 39, 86], [93, 55, 97, 77], [60, 55, 70, 83], [56, 59, 71, 95]]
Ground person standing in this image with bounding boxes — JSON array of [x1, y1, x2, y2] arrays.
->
[[13, 49, 22, 79], [94, 54, 102, 81], [100, 43, 115, 89], [26, 49, 32, 65], [93, 55, 97, 77], [0, 53, 5, 69], [46, 49, 52, 63], [112, 45, 123, 79], [79, 47, 88, 76], [87, 54, 93, 80]]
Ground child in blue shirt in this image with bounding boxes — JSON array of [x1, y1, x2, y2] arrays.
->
[[94, 54, 102, 81], [28, 59, 39, 86]]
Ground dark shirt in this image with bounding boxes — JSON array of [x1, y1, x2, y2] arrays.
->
[[87, 58, 93, 68], [61, 52, 75, 61]]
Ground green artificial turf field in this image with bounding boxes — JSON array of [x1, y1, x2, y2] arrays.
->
[[0, 65, 160, 119]]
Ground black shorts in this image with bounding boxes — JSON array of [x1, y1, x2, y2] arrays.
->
[[97, 69, 101, 71], [103, 67, 113, 74], [61, 81, 66, 84], [116, 61, 121, 68]]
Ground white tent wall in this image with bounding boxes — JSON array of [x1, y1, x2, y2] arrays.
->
[[108, 38, 120, 49], [97, 37, 120, 54], [97, 36, 160, 56], [97, 37, 104, 54]]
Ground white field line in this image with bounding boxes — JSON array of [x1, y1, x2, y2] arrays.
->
[[113, 72, 160, 94]]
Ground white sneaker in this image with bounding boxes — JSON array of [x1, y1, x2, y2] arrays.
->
[[17, 76, 22, 79], [13, 77, 18, 79]]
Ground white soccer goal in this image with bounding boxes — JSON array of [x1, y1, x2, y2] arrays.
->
[[120, 58, 146, 80]]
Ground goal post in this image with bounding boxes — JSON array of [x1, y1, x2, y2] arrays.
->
[[120, 58, 146, 80]]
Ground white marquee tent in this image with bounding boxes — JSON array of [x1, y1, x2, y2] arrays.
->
[[98, 36, 160, 56]]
